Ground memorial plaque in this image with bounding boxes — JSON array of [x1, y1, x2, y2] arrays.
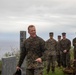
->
[[20, 31, 26, 75], [1, 56, 16, 75]]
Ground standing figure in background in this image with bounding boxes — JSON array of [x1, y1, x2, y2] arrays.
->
[[57, 35, 62, 67], [59, 32, 71, 68], [72, 37, 76, 68], [45, 32, 57, 74]]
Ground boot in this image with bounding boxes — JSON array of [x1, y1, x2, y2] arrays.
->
[[51, 66, 55, 73]]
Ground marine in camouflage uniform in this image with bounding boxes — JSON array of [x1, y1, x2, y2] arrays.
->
[[73, 37, 76, 68], [56, 35, 62, 67], [45, 32, 57, 74], [17, 25, 46, 75], [59, 32, 71, 68]]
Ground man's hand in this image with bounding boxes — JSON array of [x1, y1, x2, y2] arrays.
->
[[16, 66, 21, 71], [74, 59, 76, 61], [35, 58, 42, 63], [63, 50, 67, 53]]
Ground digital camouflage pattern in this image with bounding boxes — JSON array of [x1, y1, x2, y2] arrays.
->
[[57, 40, 62, 67], [60, 39, 71, 52], [18, 36, 46, 69], [73, 37, 76, 67], [57, 40, 62, 55], [26, 68, 43, 75], [45, 38, 57, 73], [59, 38, 71, 67], [45, 39, 57, 56], [73, 37, 76, 59]]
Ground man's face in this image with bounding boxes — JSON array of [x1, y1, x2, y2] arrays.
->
[[50, 35, 53, 39], [62, 35, 66, 39], [28, 26, 36, 38], [58, 37, 61, 41]]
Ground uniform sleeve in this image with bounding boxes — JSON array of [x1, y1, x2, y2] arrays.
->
[[55, 40, 58, 53], [66, 40, 71, 52], [17, 41, 27, 67], [57, 42, 60, 54], [59, 41, 62, 52], [39, 39, 47, 61], [40, 39, 46, 54], [73, 39, 76, 46]]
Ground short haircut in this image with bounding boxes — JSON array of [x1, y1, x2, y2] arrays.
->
[[28, 25, 35, 30]]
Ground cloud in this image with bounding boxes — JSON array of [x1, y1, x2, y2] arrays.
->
[[0, 0, 76, 42], [0, 0, 76, 59]]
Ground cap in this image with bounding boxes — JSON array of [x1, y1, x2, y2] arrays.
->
[[62, 32, 66, 36], [49, 32, 53, 36], [58, 35, 61, 38]]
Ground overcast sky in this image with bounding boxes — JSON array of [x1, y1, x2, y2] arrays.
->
[[0, 0, 76, 58]]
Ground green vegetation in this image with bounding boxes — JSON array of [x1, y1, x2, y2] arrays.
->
[[70, 46, 74, 60], [43, 67, 64, 75], [43, 47, 74, 75], [0, 47, 74, 75]]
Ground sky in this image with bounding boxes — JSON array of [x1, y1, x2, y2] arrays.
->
[[0, 0, 76, 59]]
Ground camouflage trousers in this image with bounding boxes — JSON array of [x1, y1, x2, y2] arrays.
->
[[46, 55, 56, 73], [57, 54, 62, 67], [62, 52, 70, 68], [26, 68, 43, 75]]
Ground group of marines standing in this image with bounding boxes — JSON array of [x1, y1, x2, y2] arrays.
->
[[16, 25, 76, 75], [46, 32, 71, 74], [46, 32, 76, 74]]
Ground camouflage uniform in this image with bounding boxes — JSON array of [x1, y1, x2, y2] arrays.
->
[[56, 35, 62, 67], [45, 33, 57, 73], [73, 37, 76, 67], [60, 37, 71, 68], [17, 36, 46, 75]]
